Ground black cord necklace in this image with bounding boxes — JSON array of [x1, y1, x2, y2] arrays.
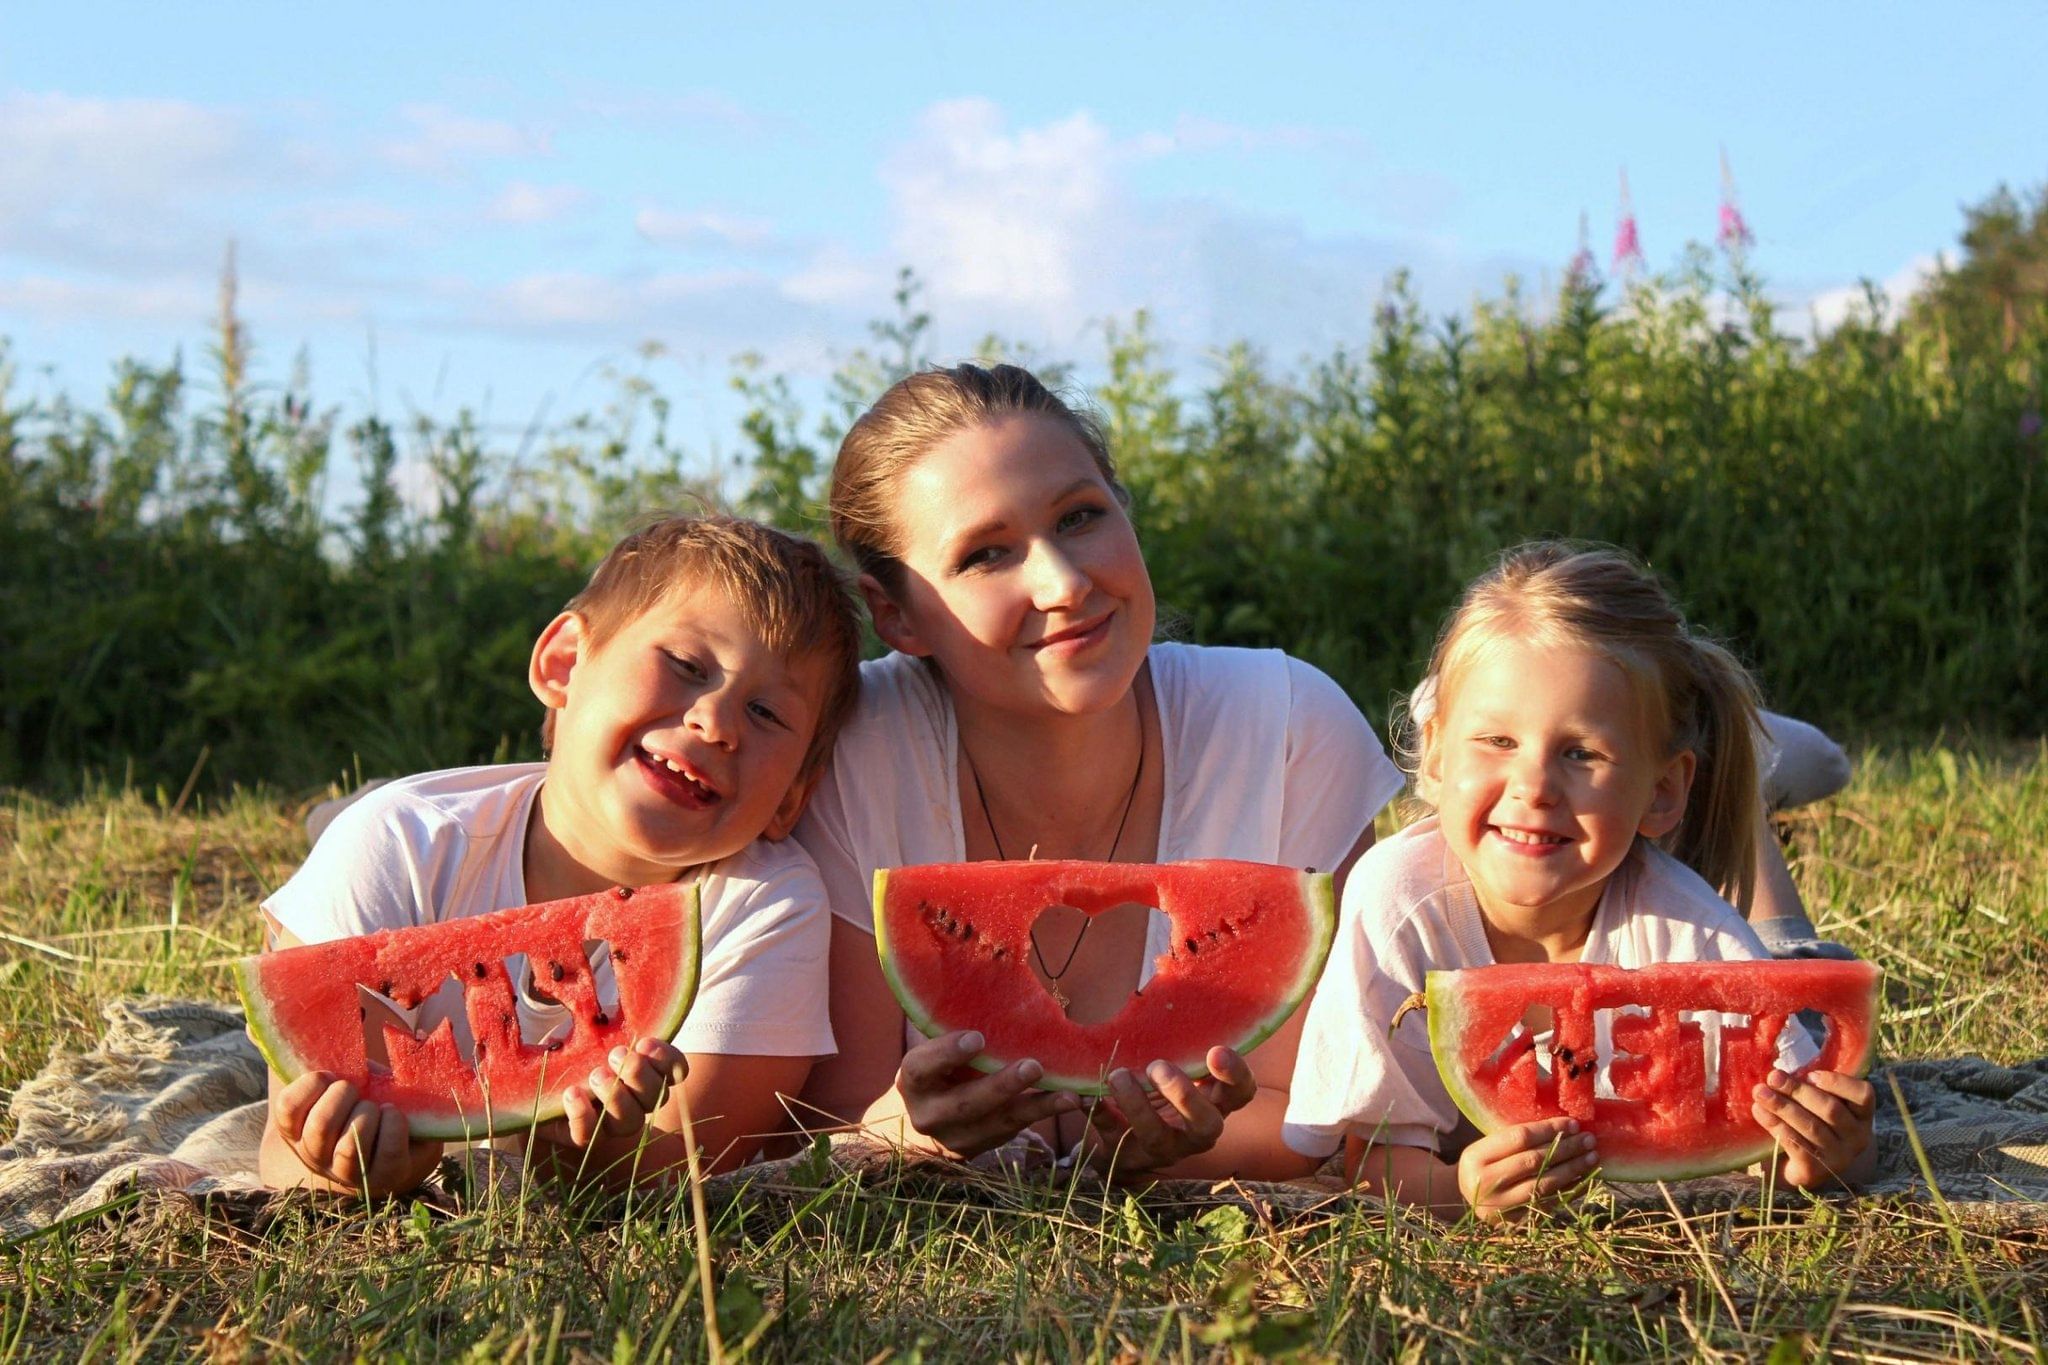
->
[[963, 704, 1145, 1009]]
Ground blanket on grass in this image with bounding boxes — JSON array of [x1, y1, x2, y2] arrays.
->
[[4, 997, 2045, 1238]]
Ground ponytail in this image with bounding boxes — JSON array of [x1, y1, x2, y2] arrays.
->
[[1663, 636, 1764, 907]]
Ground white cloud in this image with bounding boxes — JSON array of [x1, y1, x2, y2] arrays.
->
[[634, 207, 777, 251], [379, 104, 550, 174], [1805, 253, 1945, 332], [487, 181, 592, 224], [869, 99, 1529, 357], [0, 273, 213, 324]]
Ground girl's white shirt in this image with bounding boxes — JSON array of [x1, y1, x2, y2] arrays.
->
[[264, 763, 836, 1058], [796, 645, 1405, 1016], [1282, 816, 1815, 1159]]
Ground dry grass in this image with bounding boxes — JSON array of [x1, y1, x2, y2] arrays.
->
[[2, 747, 2045, 1362]]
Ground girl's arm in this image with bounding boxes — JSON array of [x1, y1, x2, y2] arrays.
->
[[1347, 1137, 1467, 1215]]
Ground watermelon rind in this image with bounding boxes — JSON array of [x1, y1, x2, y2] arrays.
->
[[1426, 963, 1883, 1183], [873, 865, 1337, 1096], [235, 883, 702, 1142]]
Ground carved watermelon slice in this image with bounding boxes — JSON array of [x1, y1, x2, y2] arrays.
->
[[874, 860, 1335, 1095], [236, 882, 702, 1139], [1425, 960, 1881, 1181]]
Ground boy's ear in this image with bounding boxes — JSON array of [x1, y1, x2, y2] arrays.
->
[[529, 611, 588, 711], [760, 765, 824, 842], [859, 573, 929, 658], [1638, 748, 1698, 839]]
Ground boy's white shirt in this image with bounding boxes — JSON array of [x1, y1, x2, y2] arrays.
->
[[264, 763, 835, 1058], [796, 645, 1407, 1048], [1283, 816, 1813, 1159]]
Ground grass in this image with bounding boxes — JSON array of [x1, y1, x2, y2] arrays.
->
[[2, 744, 2046, 1361]]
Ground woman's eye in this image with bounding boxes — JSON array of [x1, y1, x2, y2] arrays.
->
[[956, 545, 1004, 573], [1056, 505, 1103, 533]]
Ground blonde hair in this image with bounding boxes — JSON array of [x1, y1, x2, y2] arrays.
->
[[828, 362, 1125, 596], [543, 513, 862, 774], [1412, 541, 1766, 905]]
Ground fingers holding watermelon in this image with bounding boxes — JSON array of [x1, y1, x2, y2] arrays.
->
[[1456, 1118, 1600, 1220], [271, 1070, 444, 1196], [894, 1030, 1083, 1159], [1751, 1067, 1876, 1188], [1081, 1047, 1257, 1178], [548, 1037, 689, 1153]]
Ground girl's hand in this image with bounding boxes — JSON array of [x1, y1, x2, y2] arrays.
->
[[1455, 1118, 1598, 1220], [893, 1030, 1082, 1159], [272, 1071, 443, 1196], [1078, 1046, 1258, 1178], [534, 1037, 689, 1173], [1751, 1068, 1874, 1188]]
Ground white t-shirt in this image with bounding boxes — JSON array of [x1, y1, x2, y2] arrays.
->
[[264, 763, 835, 1058], [1284, 816, 1808, 1159], [796, 645, 1406, 1018]]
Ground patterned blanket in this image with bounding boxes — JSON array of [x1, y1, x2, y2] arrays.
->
[[4, 997, 2044, 1237]]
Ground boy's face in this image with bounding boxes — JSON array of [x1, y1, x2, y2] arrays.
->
[[530, 582, 831, 888]]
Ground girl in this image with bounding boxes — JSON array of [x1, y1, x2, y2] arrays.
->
[[794, 363, 1405, 1179], [1283, 542, 1874, 1216]]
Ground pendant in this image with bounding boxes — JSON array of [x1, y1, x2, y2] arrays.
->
[[1049, 981, 1070, 1009]]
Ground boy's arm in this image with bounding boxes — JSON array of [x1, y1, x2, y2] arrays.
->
[[1347, 1137, 1467, 1216]]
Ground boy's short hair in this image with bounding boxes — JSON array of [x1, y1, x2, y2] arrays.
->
[[543, 514, 863, 774]]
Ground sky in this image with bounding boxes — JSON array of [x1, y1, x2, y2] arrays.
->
[[4, 2, 2044, 464]]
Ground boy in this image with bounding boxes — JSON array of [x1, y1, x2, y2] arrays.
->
[[258, 515, 862, 1195]]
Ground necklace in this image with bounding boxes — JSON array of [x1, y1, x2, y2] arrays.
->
[[963, 704, 1145, 1009]]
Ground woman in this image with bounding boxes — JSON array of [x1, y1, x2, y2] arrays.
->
[[794, 363, 1404, 1179]]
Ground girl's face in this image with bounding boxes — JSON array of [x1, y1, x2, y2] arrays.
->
[[1426, 638, 1695, 940], [868, 414, 1155, 720]]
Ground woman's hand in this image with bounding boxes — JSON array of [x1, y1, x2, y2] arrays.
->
[[1078, 1046, 1258, 1178], [1752, 1067, 1875, 1189], [1455, 1118, 1599, 1220], [892, 1030, 1082, 1159]]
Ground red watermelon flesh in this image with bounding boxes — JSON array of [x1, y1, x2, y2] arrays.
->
[[874, 860, 1335, 1095], [236, 882, 701, 1140], [1426, 960, 1880, 1181]]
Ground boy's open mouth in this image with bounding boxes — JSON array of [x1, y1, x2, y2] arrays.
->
[[635, 745, 722, 807]]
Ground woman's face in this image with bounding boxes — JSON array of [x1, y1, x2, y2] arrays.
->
[[872, 414, 1155, 719]]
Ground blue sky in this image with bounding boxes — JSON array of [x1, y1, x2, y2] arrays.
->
[[4, 2, 2043, 460]]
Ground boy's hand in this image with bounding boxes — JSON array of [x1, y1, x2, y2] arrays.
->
[[1456, 1118, 1598, 1220], [535, 1037, 689, 1173], [272, 1071, 443, 1196], [1752, 1067, 1874, 1188], [1079, 1047, 1257, 1178]]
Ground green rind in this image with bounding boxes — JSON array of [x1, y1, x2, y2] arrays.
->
[[1425, 964, 1885, 1183], [237, 884, 703, 1142], [877, 866, 1339, 1097]]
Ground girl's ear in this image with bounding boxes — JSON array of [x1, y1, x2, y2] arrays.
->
[[1414, 722, 1444, 806], [529, 611, 587, 711], [860, 573, 929, 658], [1638, 748, 1698, 839]]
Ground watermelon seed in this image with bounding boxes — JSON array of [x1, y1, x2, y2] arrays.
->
[[358, 1006, 366, 1021], [613, 948, 627, 963], [1557, 1047, 1575, 1062], [472, 962, 486, 979], [1184, 937, 1200, 955], [613, 886, 634, 899], [549, 960, 565, 983], [594, 1012, 609, 1026], [380, 980, 393, 995]]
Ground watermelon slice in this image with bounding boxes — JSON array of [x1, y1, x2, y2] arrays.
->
[[236, 882, 702, 1140], [1424, 960, 1882, 1181], [874, 860, 1335, 1095]]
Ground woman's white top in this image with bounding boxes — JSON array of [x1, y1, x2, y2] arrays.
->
[[796, 644, 1406, 985]]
